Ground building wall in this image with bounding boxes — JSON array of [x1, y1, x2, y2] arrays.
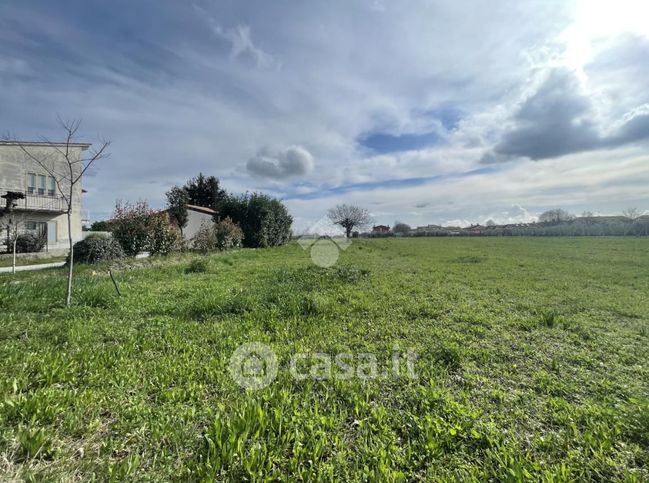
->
[[183, 209, 215, 243], [0, 143, 86, 250]]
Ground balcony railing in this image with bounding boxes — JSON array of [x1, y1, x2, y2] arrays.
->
[[1, 188, 67, 213]]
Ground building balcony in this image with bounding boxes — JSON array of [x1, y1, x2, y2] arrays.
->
[[1, 187, 67, 213]]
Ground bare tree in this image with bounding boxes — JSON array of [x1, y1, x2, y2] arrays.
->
[[327, 204, 371, 238], [623, 207, 640, 220], [0, 211, 26, 274], [10, 118, 110, 306]]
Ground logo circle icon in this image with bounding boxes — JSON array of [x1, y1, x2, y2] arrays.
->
[[310, 238, 340, 267], [228, 342, 278, 390]]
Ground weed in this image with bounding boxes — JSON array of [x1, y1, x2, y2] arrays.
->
[[185, 258, 209, 274], [539, 310, 560, 328], [16, 425, 54, 460]]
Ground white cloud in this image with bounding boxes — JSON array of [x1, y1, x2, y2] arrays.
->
[[247, 146, 315, 179], [211, 24, 279, 70]]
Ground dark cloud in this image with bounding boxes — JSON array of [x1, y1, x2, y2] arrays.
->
[[246, 146, 315, 179], [482, 69, 649, 163], [482, 70, 600, 162]]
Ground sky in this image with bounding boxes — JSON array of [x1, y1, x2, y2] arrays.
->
[[1, 0, 649, 231]]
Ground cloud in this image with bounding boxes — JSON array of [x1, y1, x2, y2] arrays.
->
[[585, 34, 649, 113], [211, 24, 279, 69], [609, 104, 649, 145], [246, 146, 315, 179], [482, 204, 536, 225], [481, 69, 600, 162], [482, 66, 649, 163]]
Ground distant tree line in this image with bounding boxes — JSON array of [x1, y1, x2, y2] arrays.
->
[[346, 207, 649, 238]]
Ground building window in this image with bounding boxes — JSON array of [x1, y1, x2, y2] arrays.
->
[[48, 176, 56, 196], [25, 221, 47, 236], [27, 173, 57, 196], [38, 175, 46, 195], [27, 173, 36, 194]]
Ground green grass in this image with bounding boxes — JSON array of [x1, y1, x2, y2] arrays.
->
[[1, 238, 648, 481]]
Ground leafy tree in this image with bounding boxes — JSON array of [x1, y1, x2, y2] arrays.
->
[[393, 221, 412, 234], [485, 219, 496, 227], [221, 193, 293, 247], [184, 173, 227, 212], [165, 186, 189, 234], [539, 209, 574, 225], [327, 204, 371, 238], [90, 220, 113, 232]]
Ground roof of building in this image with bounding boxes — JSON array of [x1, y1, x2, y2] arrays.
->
[[0, 140, 91, 149], [186, 204, 216, 215]]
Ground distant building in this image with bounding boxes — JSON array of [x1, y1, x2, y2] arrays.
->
[[465, 225, 485, 235], [1, 140, 90, 252], [173, 204, 216, 243], [414, 224, 442, 235], [372, 224, 390, 234]]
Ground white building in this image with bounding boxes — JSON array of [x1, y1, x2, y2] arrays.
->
[[181, 204, 217, 243], [0, 140, 89, 252]]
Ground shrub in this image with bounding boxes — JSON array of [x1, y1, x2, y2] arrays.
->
[[15, 233, 46, 253], [111, 201, 152, 256], [220, 192, 292, 248], [111, 201, 181, 256], [192, 221, 217, 254], [214, 217, 243, 250], [148, 212, 183, 256], [89, 220, 113, 232], [186, 258, 209, 274], [69, 237, 125, 264], [84, 232, 109, 241], [191, 218, 243, 253]]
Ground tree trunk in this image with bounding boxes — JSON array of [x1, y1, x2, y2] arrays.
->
[[66, 210, 73, 307], [12, 238, 17, 274], [346, 226, 352, 238]]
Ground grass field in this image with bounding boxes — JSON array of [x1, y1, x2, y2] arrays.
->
[[1, 237, 648, 481]]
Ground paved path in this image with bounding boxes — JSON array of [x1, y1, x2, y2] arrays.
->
[[0, 251, 149, 274], [0, 261, 65, 274]]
